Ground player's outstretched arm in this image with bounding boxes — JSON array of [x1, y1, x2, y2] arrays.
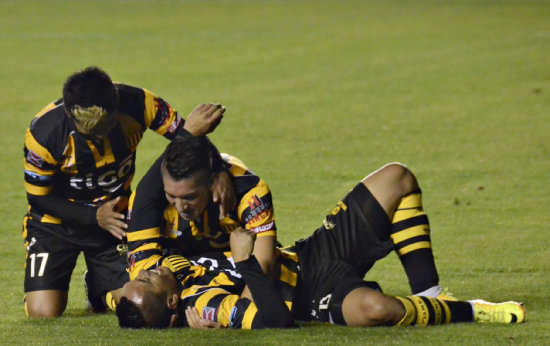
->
[[231, 228, 294, 328]]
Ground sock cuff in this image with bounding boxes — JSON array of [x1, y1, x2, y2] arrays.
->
[[395, 296, 416, 326]]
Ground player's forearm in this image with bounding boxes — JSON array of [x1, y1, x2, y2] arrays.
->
[[235, 255, 294, 328], [27, 193, 97, 225], [252, 235, 277, 280]]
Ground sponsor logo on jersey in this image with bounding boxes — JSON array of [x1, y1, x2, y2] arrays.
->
[[167, 114, 182, 135], [243, 195, 272, 224], [155, 97, 181, 135], [250, 221, 275, 234], [248, 194, 261, 210], [69, 154, 133, 192]]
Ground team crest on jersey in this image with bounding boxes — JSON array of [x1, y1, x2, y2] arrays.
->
[[244, 194, 272, 223], [202, 306, 217, 321], [155, 98, 171, 118], [26, 150, 44, 168], [154, 97, 180, 135]]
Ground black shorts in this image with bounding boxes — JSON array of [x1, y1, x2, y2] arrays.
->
[[293, 260, 382, 324], [23, 216, 129, 303], [293, 183, 393, 324]]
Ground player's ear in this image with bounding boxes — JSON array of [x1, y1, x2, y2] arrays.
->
[[166, 293, 179, 310]]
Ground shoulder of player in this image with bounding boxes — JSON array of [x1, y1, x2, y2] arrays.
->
[[223, 154, 268, 198], [27, 101, 72, 157], [114, 83, 150, 119]]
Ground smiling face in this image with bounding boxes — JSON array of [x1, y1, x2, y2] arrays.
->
[[162, 168, 214, 221], [121, 267, 178, 303], [120, 266, 179, 327]]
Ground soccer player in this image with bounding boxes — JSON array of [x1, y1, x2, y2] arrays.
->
[[22, 66, 233, 318], [127, 137, 448, 304], [125, 135, 278, 296], [115, 162, 525, 328]]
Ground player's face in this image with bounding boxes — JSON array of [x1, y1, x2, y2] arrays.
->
[[121, 266, 177, 306], [163, 170, 214, 221]]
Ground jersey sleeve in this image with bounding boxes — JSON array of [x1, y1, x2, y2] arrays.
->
[[126, 155, 167, 280], [237, 178, 276, 237], [141, 88, 184, 139], [225, 155, 276, 237]]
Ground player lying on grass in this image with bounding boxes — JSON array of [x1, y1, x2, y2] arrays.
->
[[123, 134, 451, 306], [115, 162, 525, 328]]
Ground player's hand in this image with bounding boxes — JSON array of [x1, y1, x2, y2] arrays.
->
[[230, 227, 256, 263], [183, 103, 226, 136], [185, 306, 221, 329], [212, 171, 236, 219], [96, 196, 128, 240]]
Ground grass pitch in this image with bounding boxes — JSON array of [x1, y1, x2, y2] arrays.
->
[[1, 0, 549, 344]]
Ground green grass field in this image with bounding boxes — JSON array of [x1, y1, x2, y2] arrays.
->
[[1, 0, 549, 344]]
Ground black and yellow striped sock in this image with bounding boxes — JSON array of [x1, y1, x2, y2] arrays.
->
[[395, 296, 473, 326], [390, 190, 439, 294]]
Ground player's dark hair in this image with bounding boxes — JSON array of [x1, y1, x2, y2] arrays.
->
[[62, 66, 118, 115], [116, 296, 172, 329], [116, 297, 147, 329], [161, 136, 225, 181]]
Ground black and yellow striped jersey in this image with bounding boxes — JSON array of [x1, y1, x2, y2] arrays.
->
[[163, 249, 299, 329], [23, 84, 183, 225], [127, 154, 277, 280]]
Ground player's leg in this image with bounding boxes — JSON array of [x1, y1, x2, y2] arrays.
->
[[340, 287, 524, 326], [340, 286, 404, 326], [362, 163, 440, 295], [341, 287, 472, 327], [25, 290, 68, 318], [83, 238, 129, 312], [23, 217, 79, 318]]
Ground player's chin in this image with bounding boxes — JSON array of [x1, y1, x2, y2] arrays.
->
[[178, 211, 195, 221]]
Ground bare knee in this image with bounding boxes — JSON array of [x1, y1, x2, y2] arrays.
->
[[363, 162, 419, 196], [341, 287, 402, 327], [25, 290, 67, 318], [378, 163, 418, 195]]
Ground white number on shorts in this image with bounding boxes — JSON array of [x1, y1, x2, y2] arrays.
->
[[29, 253, 49, 277]]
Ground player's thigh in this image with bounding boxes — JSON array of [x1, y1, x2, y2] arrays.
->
[[361, 163, 417, 219], [23, 220, 80, 293], [300, 259, 381, 324], [307, 183, 393, 269], [83, 242, 129, 297]]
